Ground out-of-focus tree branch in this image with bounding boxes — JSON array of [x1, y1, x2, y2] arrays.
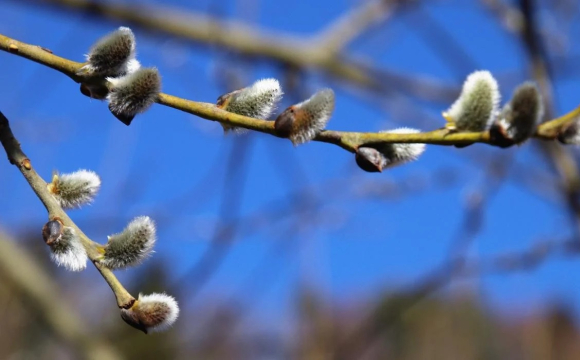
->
[[18, 0, 458, 103], [315, 0, 400, 53], [0, 230, 123, 360], [482, 0, 525, 34]]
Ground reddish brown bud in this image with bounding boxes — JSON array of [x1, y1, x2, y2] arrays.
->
[[274, 89, 335, 145], [355, 147, 386, 173], [274, 106, 296, 139], [42, 218, 64, 245]]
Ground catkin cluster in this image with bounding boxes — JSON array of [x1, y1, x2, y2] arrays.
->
[[443, 70, 546, 147], [43, 166, 178, 333], [79, 27, 161, 125]]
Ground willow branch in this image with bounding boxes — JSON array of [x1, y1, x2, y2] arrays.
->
[[0, 32, 578, 153], [0, 110, 135, 309], [0, 230, 123, 360]]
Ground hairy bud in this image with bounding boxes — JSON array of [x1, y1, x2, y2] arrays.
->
[[274, 88, 335, 145], [101, 216, 156, 269], [107, 67, 161, 125], [121, 293, 179, 334], [355, 128, 426, 172], [216, 78, 283, 134], [558, 118, 580, 145], [42, 218, 87, 271], [47, 170, 101, 209], [443, 70, 500, 132], [355, 147, 387, 173], [79, 27, 140, 77], [42, 217, 64, 246], [494, 82, 543, 144]]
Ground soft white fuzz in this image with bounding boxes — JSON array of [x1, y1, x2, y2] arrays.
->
[[274, 88, 335, 145], [47, 170, 101, 209], [355, 128, 425, 172], [380, 128, 426, 166], [218, 78, 283, 134], [106, 67, 161, 125], [444, 70, 500, 132], [49, 227, 87, 272], [120, 292, 179, 333], [80, 27, 138, 77], [496, 82, 543, 144], [102, 216, 156, 269]]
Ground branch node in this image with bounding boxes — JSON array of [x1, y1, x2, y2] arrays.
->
[[121, 297, 136, 310], [39, 46, 53, 54], [21, 158, 31, 170]]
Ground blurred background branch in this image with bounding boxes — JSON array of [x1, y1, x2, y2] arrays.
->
[[0, 229, 123, 360]]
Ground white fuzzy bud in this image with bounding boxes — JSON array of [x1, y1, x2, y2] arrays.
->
[[101, 216, 156, 269], [380, 128, 426, 166], [216, 78, 283, 134], [355, 128, 425, 172], [47, 170, 101, 209], [495, 82, 543, 144], [42, 219, 87, 272], [79, 27, 140, 77], [121, 292, 179, 333], [274, 88, 335, 145], [443, 70, 500, 132], [107, 67, 161, 125]]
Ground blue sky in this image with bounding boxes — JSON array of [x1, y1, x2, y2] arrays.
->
[[1, 0, 580, 329]]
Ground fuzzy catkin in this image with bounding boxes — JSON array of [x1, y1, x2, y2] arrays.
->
[[498, 82, 543, 143], [121, 292, 179, 333], [274, 88, 335, 145], [50, 227, 87, 272], [218, 78, 283, 133], [292, 88, 335, 144], [379, 128, 426, 166], [445, 71, 500, 132], [81, 27, 138, 77], [48, 170, 101, 209], [107, 67, 161, 125], [355, 128, 425, 172], [102, 216, 156, 269]]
